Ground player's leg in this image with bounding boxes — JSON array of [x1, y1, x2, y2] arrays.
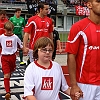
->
[[4, 73, 11, 100], [1, 56, 11, 100], [2, 54, 16, 100], [77, 83, 97, 100], [17, 34, 26, 66]]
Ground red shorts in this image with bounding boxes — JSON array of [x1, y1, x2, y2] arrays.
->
[[1, 54, 16, 74], [0, 48, 2, 54]]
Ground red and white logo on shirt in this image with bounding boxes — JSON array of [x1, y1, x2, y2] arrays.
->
[[6, 40, 12, 47], [41, 77, 53, 90]]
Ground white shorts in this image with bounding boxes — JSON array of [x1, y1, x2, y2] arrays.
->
[[78, 83, 100, 100]]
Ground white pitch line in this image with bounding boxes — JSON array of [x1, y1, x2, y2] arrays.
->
[[0, 77, 24, 81], [0, 88, 24, 94]]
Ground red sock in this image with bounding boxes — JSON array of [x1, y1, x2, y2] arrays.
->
[[4, 78, 10, 93]]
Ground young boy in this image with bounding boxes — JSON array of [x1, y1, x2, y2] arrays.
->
[[0, 21, 23, 100], [24, 37, 80, 100]]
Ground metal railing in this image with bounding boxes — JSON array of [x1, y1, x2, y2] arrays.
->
[[0, 2, 27, 10]]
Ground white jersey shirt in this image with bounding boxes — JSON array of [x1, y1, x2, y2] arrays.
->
[[0, 34, 23, 55], [24, 61, 68, 100]]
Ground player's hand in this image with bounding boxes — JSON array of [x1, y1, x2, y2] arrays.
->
[[58, 49, 62, 53], [70, 85, 83, 100], [23, 47, 29, 54]]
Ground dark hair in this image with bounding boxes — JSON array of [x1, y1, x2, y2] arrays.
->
[[15, 8, 21, 12], [4, 21, 14, 31], [0, 10, 6, 15], [37, 2, 49, 12], [33, 37, 54, 60]]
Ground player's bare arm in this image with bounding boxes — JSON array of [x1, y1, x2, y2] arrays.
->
[[50, 32, 53, 41], [23, 32, 29, 53], [67, 53, 83, 100], [57, 40, 62, 53]]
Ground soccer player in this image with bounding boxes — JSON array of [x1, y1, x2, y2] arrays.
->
[[0, 10, 8, 65], [0, 10, 8, 35], [10, 8, 26, 66], [24, 37, 80, 100], [0, 21, 23, 100], [23, 2, 53, 63], [66, 0, 100, 100]]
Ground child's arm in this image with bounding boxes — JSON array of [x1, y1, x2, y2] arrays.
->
[[63, 87, 71, 96], [17, 37, 23, 50], [26, 95, 36, 100]]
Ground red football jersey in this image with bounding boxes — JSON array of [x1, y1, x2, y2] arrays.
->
[[24, 15, 53, 49], [0, 18, 8, 35], [66, 18, 100, 85]]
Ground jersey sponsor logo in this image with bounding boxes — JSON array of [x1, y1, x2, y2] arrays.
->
[[41, 77, 53, 90], [36, 29, 48, 32], [88, 46, 99, 50], [6, 40, 12, 47]]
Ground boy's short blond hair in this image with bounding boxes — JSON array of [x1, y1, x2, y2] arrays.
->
[[4, 21, 14, 31]]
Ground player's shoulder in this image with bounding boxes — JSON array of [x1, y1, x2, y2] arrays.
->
[[20, 16, 24, 20], [52, 61, 62, 71], [0, 34, 4, 37], [25, 62, 37, 72], [28, 15, 38, 21], [46, 17, 52, 21], [71, 17, 91, 30], [52, 61, 60, 67], [0, 34, 7, 39], [73, 18, 89, 26], [13, 34, 19, 38]]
